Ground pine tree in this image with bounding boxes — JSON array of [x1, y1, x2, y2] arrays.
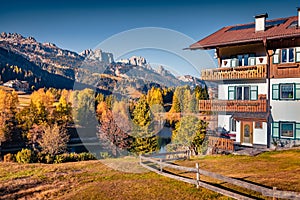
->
[[147, 87, 163, 107], [130, 95, 158, 154], [169, 91, 181, 113], [132, 95, 151, 127], [55, 94, 72, 125], [172, 116, 207, 154], [74, 88, 97, 127]]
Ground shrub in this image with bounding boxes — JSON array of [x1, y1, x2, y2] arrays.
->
[[78, 152, 96, 161], [44, 154, 54, 164], [54, 152, 96, 164], [16, 149, 36, 163], [99, 152, 112, 159], [3, 153, 15, 162]]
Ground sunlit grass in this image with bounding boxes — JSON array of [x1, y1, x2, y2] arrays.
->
[[0, 150, 299, 199]]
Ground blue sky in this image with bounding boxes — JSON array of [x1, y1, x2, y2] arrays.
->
[[0, 0, 299, 76]]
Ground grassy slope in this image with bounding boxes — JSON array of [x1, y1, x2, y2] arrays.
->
[[0, 150, 299, 200]]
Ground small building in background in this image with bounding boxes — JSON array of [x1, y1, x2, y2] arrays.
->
[[3, 79, 29, 92]]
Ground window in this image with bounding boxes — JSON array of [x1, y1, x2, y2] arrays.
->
[[228, 86, 258, 100], [228, 86, 235, 100], [250, 86, 258, 100], [243, 54, 249, 66], [272, 122, 279, 138], [226, 54, 253, 67], [281, 49, 287, 63], [248, 57, 256, 66], [272, 122, 300, 139], [289, 48, 295, 62], [273, 48, 298, 64], [231, 58, 239, 67], [272, 83, 300, 100], [237, 55, 243, 66], [255, 122, 263, 129], [280, 84, 294, 99], [288, 20, 298, 28], [281, 48, 294, 63], [230, 118, 236, 132], [281, 123, 294, 138], [236, 86, 243, 100], [244, 87, 250, 100]]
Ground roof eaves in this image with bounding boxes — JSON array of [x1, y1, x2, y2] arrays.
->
[[190, 38, 264, 50]]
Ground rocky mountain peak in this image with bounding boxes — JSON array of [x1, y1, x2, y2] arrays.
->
[[0, 32, 25, 40], [80, 49, 114, 63], [156, 65, 174, 77], [117, 56, 147, 67]]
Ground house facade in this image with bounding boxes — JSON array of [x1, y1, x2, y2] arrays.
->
[[190, 9, 300, 148], [3, 79, 29, 92]]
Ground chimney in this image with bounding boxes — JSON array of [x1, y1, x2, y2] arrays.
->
[[298, 7, 300, 27], [255, 13, 268, 32]]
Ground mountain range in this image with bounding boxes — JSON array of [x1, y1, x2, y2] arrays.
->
[[0, 32, 205, 94]]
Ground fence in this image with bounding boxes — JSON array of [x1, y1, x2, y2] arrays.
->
[[140, 152, 300, 200], [208, 136, 234, 153]]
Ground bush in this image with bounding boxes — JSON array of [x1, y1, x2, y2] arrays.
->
[[78, 152, 96, 161], [99, 152, 112, 159], [3, 153, 15, 162], [44, 154, 54, 164], [16, 149, 36, 163], [54, 152, 96, 164], [13, 150, 96, 164]]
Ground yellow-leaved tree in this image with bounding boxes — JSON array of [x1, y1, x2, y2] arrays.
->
[[0, 89, 19, 159]]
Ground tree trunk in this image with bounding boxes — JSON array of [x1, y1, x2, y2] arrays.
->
[[0, 141, 2, 161]]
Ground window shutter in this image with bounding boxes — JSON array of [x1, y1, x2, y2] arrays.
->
[[295, 83, 300, 100], [250, 86, 258, 100], [228, 86, 235, 100], [248, 57, 256, 66], [295, 123, 300, 139], [231, 58, 239, 67], [296, 47, 300, 63], [272, 122, 279, 138], [273, 49, 280, 64], [272, 84, 279, 100]]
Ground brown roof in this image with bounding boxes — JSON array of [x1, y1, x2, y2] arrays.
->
[[190, 16, 300, 50]]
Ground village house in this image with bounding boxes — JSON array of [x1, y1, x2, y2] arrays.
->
[[189, 8, 300, 148], [3, 79, 29, 92]]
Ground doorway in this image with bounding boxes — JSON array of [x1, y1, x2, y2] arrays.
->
[[241, 121, 253, 145]]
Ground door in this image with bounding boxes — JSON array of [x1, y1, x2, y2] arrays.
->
[[240, 121, 253, 144]]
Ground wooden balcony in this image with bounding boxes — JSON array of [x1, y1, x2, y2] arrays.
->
[[201, 64, 267, 81], [199, 99, 267, 113]]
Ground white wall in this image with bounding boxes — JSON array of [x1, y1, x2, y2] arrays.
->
[[253, 122, 267, 145], [270, 78, 300, 122], [218, 82, 268, 100], [218, 115, 231, 131], [218, 114, 267, 145]]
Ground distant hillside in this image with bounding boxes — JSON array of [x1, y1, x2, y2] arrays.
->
[[0, 32, 206, 94], [0, 47, 75, 89]]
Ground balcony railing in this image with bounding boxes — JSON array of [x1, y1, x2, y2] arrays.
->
[[208, 136, 234, 153], [199, 99, 267, 113], [201, 64, 267, 81]]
